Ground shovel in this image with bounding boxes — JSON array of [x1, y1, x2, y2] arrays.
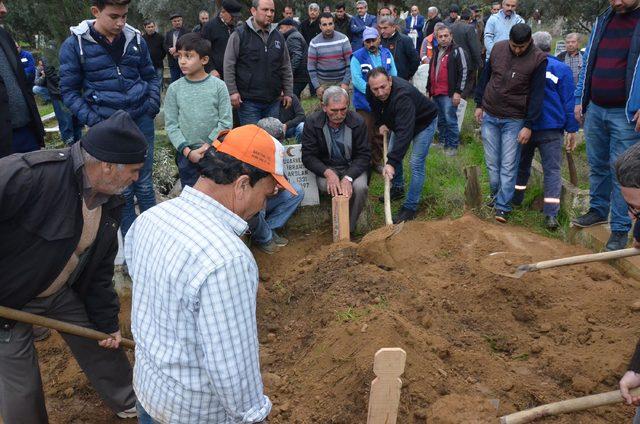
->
[[381, 131, 404, 237], [487, 248, 640, 279], [0, 305, 135, 349]]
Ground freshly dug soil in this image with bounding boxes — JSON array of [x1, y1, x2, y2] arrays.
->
[[29, 216, 640, 423]]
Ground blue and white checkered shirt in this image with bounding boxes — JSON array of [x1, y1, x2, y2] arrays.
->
[[124, 186, 271, 424]]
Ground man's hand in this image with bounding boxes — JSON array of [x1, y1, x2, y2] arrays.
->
[[324, 169, 342, 197], [340, 177, 353, 198], [184, 143, 210, 163], [517, 127, 532, 145], [379, 125, 389, 137], [340, 83, 349, 92], [574, 104, 583, 125], [634, 110, 640, 133], [383, 164, 395, 181], [210, 69, 221, 78], [230, 93, 242, 108], [620, 371, 640, 405], [452, 93, 461, 107], [168, 47, 176, 55], [474, 107, 483, 124], [282, 95, 292, 109], [565, 132, 577, 152], [316, 86, 325, 98], [98, 330, 122, 349]]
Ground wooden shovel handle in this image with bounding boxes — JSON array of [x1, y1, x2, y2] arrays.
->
[[0, 305, 135, 350], [382, 132, 393, 226], [565, 150, 578, 187], [529, 248, 640, 272], [500, 388, 640, 424]]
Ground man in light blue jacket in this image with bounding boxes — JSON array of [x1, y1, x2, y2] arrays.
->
[[484, 0, 524, 58]]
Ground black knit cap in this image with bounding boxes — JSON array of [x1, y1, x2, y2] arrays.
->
[[81, 110, 148, 164], [221, 0, 242, 14], [279, 17, 297, 26]]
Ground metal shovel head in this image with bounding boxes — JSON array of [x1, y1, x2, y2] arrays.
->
[[480, 251, 533, 279]]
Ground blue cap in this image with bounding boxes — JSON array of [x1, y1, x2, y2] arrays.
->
[[363, 27, 379, 41]]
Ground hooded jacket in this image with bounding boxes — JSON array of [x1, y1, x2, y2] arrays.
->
[[59, 20, 160, 127]]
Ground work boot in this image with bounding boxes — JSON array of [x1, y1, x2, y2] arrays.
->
[[495, 210, 509, 223], [572, 209, 608, 228], [378, 187, 405, 203], [545, 215, 560, 231], [271, 230, 289, 247], [256, 239, 280, 255], [393, 207, 416, 224], [605, 231, 629, 251]]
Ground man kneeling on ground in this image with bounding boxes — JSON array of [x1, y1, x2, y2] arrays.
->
[[301, 86, 371, 235]]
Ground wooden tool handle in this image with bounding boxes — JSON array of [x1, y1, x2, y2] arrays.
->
[[382, 132, 393, 226], [500, 388, 640, 424], [531, 248, 640, 271], [0, 305, 135, 350], [565, 150, 578, 187]]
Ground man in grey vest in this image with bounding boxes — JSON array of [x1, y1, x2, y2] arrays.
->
[[301, 87, 371, 235]]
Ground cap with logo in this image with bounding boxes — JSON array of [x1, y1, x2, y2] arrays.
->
[[213, 125, 297, 195]]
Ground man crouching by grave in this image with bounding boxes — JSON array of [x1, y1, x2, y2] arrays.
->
[[367, 66, 438, 223], [301, 86, 371, 236], [125, 125, 296, 423], [0, 110, 145, 423]]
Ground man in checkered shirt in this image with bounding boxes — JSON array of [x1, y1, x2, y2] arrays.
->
[[125, 125, 298, 423]]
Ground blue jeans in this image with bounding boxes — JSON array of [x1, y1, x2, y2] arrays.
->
[[169, 63, 182, 83], [481, 112, 525, 212], [584, 102, 640, 232], [247, 181, 304, 244], [176, 152, 200, 188], [513, 130, 563, 217], [121, 115, 156, 237], [434, 95, 460, 149], [136, 401, 159, 424], [33, 85, 82, 144], [285, 122, 304, 142], [389, 120, 437, 211], [238, 99, 281, 125]]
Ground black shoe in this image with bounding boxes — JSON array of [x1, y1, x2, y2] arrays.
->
[[393, 207, 416, 224], [379, 187, 405, 203], [605, 231, 629, 251], [572, 209, 608, 228], [511, 191, 524, 207], [545, 215, 560, 230], [495, 210, 509, 223]]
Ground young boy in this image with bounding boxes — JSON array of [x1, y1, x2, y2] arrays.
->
[[165, 33, 233, 188]]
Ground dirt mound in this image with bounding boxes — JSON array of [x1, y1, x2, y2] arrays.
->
[[28, 216, 640, 423]]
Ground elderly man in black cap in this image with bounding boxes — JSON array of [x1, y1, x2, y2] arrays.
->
[[203, 0, 243, 79], [164, 12, 190, 82], [0, 110, 146, 423]]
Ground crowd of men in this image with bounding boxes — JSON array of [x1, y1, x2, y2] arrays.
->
[[2, 0, 640, 422]]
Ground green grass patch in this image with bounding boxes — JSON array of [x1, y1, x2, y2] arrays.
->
[[335, 306, 367, 322]]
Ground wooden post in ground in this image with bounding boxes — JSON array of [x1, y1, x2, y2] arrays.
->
[[367, 348, 406, 424], [464, 165, 482, 210], [332, 195, 350, 242]]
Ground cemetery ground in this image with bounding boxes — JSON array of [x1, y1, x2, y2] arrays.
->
[[28, 98, 640, 423]]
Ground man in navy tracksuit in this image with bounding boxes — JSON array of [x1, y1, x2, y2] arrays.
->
[[512, 31, 579, 230]]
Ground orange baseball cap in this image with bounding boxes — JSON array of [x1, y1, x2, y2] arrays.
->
[[212, 125, 298, 195]]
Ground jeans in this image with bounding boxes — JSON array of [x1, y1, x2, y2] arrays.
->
[[389, 120, 437, 211], [136, 401, 159, 424], [513, 130, 563, 217], [121, 114, 156, 237], [33, 85, 82, 144], [169, 63, 182, 83], [176, 152, 200, 188], [285, 122, 304, 142], [238, 99, 282, 125], [584, 102, 640, 232], [481, 112, 525, 212], [11, 126, 40, 154], [434, 95, 460, 149], [247, 181, 304, 244]]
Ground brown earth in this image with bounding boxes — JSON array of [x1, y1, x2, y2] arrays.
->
[[30, 216, 640, 423]]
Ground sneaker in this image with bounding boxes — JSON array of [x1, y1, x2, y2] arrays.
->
[[256, 240, 280, 255], [393, 207, 416, 224], [271, 231, 288, 247], [572, 209, 608, 228], [545, 215, 560, 230], [444, 147, 458, 157], [378, 187, 405, 203], [116, 406, 137, 419], [33, 326, 51, 342], [495, 210, 509, 223], [605, 231, 629, 251]]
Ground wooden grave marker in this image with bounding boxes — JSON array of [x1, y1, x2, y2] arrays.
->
[[332, 195, 350, 242], [367, 348, 407, 424]]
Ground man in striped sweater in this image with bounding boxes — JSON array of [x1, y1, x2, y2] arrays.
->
[[307, 12, 352, 99]]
